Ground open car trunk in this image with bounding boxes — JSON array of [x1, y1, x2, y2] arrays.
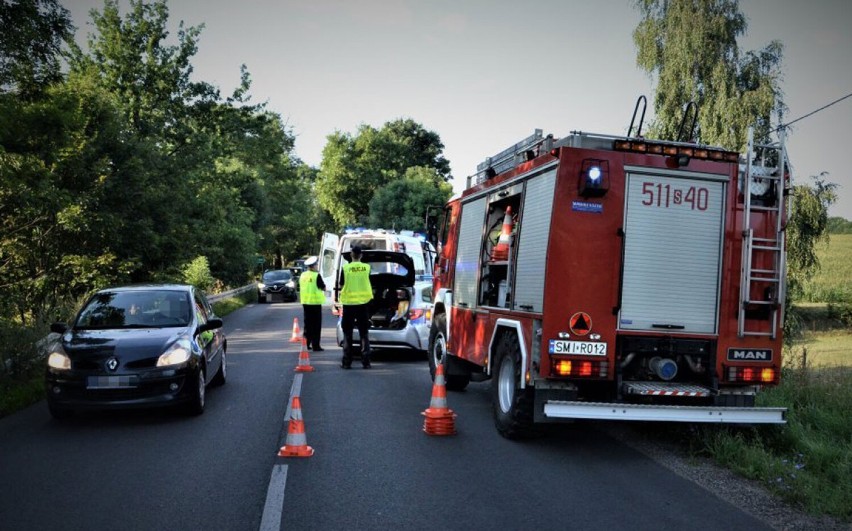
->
[[368, 274, 413, 330], [337, 250, 416, 330]]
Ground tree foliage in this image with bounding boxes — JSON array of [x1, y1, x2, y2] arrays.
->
[[368, 166, 453, 232], [0, 0, 73, 98], [316, 118, 451, 229], [0, 0, 314, 329], [633, 0, 784, 151], [632, 0, 836, 340], [786, 174, 837, 300], [827, 216, 852, 235]]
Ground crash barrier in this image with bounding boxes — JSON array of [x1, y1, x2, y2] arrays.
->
[[207, 283, 255, 303]]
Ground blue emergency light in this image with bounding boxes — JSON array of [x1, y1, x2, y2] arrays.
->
[[579, 159, 609, 198]]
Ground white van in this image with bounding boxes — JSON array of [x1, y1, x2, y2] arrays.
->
[[318, 229, 436, 301], [317, 229, 436, 355]]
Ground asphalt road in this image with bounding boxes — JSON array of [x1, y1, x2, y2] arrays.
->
[[0, 302, 773, 530]]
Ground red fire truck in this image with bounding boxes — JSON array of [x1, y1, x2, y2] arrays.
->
[[427, 101, 788, 438]]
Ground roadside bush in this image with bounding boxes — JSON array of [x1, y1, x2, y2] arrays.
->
[[0, 322, 48, 380], [182, 256, 215, 292], [826, 302, 852, 327], [0, 322, 50, 418]]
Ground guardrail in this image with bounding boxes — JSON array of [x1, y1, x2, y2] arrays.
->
[[207, 283, 255, 303]]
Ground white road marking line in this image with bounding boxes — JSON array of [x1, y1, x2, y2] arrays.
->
[[258, 373, 304, 531], [259, 465, 288, 531]]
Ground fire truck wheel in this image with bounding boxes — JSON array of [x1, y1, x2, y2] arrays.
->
[[492, 332, 536, 439], [428, 313, 469, 391]]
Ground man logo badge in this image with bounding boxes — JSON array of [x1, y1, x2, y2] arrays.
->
[[727, 348, 772, 362], [106, 357, 119, 371]]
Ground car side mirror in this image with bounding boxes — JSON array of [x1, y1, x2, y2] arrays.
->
[[50, 322, 68, 334], [197, 318, 223, 335]]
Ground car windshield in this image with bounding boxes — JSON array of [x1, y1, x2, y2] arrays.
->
[[262, 271, 292, 282], [75, 290, 192, 329]]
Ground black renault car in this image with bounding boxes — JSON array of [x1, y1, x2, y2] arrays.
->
[[45, 284, 227, 419], [257, 269, 298, 303]]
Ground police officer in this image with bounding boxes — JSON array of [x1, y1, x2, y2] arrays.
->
[[339, 245, 373, 369], [299, 256, 326, 351]]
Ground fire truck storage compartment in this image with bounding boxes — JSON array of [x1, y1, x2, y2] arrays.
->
[[480, 183, 522, 307], [619, 168, 727, 335]]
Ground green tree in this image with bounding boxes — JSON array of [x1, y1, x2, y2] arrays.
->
[[1, 49, 134, 324], [632, 0, 835, 340], [633, 0, 783, 149], [69, 0, 303, 286], [827, 216, 852, 235], [0, 0, 73, 98], [368, 166, 453, 231], [316, 118, 451, 228], [182, 255, 214, 291], [786, 174, 837, 300]]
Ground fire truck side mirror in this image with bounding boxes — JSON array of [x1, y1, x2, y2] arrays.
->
[[579, 159, 610, 198]]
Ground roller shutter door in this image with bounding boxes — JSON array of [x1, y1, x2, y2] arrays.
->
[[620, 171, 726, 334], [513, 169, 557, 312], [454, 196, 487, 307]]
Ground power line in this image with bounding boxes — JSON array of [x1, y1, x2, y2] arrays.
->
[[777, 92, 852, 131]]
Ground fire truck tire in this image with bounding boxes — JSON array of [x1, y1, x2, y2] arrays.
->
[[492, 332, 536, 439], [428, 313, 469, 391]]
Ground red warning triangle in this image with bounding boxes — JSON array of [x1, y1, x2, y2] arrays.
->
[[570, 312, 591, 335]]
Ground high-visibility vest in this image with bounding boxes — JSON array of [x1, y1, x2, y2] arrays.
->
[[299, 270, 325, 305], [339, 262, 372, 305]]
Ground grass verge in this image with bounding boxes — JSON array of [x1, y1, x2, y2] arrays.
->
[[0, 377, 44, 418], [689, 364, 852, 521]]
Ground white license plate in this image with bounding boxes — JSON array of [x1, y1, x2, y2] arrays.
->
[[86, 376, 137, 389], [548, 340, 607, 356]]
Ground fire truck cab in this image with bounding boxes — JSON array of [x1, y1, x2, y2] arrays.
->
[[429, 106, 788, 438]]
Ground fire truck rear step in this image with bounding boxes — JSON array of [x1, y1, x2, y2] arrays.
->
[[622, 381, 711, 397], [543, 401, 786, 424]]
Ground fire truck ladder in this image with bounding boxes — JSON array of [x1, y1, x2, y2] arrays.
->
[[738, 127, 790, 338], [467, 129, 554, 188]]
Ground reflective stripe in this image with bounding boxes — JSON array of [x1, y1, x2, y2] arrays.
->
[[340, 262, 373, 304], [299, 271, 325, 304]]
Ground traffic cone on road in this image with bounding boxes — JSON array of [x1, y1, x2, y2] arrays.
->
[[422, 364, 457, 436], [490, 206, 513, 261], [289, 317, 302, 343], [278, 396, 314, 457], [294, 338, 315, 373]]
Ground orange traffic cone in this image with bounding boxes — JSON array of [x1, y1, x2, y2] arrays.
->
[[490, 206, 513, 261], [422, 364, 457, 436], [289, 317, 302, 343], [294, 337, 315, 373], [278, 395, 314, 457]]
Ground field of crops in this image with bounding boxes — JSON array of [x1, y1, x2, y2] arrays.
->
[[794, 233, 852, 367]]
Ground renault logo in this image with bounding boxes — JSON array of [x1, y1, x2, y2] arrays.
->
[[106, 357, 119, 371]]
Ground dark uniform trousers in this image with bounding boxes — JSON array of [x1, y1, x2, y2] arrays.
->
[[341, 302, 371, 363], [302, 304, 323, 349]]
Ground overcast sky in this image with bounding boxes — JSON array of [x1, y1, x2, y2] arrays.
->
[[63, 0, 852, 219]]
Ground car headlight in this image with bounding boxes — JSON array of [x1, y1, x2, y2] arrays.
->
[[157, 338, 192, 367], [47, 345, 71, 370], [286, 280, 295, 288], [257, 282, 266, 289]]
